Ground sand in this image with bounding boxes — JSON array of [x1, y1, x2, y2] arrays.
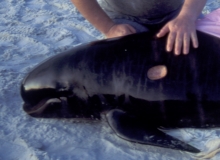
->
[[1, 0, 220, 159]]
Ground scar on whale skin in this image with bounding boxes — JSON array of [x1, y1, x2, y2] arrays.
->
[[21, 30, 220, 153], [147, 65, 167, 80]]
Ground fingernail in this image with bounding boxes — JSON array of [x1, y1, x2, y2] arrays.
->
[[175, 51, 180, 55], [183, 51, 188, 55]]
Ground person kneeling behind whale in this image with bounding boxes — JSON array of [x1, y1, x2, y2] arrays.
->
[[21, 30, 220, 153]]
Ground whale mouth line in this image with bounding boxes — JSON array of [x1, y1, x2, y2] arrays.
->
[[24, 98, 61, 115]]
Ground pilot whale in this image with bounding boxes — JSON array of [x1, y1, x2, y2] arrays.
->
[[20, 30, 220, 153]]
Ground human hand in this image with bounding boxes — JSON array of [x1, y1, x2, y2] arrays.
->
[[157, 15, 198, 55], [105, 24, 136, 38]]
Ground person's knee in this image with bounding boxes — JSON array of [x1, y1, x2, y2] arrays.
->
[[113, 19, 149, 33]]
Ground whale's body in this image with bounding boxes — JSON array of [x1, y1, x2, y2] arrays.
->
[[21, 31, 220, 153]]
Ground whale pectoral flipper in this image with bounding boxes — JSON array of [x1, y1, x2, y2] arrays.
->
[[106, 109, 200, 153]]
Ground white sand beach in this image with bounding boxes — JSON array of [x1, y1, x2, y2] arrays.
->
[[1, 0, 220, 159]]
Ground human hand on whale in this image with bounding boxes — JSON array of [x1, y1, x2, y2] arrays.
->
[[71, 0, 206, 56], [156, 0, 206, 55]]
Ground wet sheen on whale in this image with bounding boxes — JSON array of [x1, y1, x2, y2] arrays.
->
[[21, 31, 220, 153]]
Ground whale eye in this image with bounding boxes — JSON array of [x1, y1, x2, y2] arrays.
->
[[147, 65, 167, 80]]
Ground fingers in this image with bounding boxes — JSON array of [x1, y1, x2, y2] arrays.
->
[[191, 31, 199, 48], [157, 26, 186, 55], [157, 25, 183, 55], [166, 31, 198, 55], [183, 33, 190, 54], [157, 18, 198, 55], [174, 32, 183, 55], [157, 25, 169, 38], [166, 31, 176, 53]]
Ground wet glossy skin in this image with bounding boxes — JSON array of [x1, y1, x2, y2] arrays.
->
[[20, 31, 220, 152]]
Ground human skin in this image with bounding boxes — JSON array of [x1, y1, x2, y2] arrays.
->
[[71, 0, 207, 55], [156, 0, 207, 55]]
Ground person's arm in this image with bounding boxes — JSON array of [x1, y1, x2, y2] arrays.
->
[[71, 0, 136, 38], [157, 0, 207, 55]]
